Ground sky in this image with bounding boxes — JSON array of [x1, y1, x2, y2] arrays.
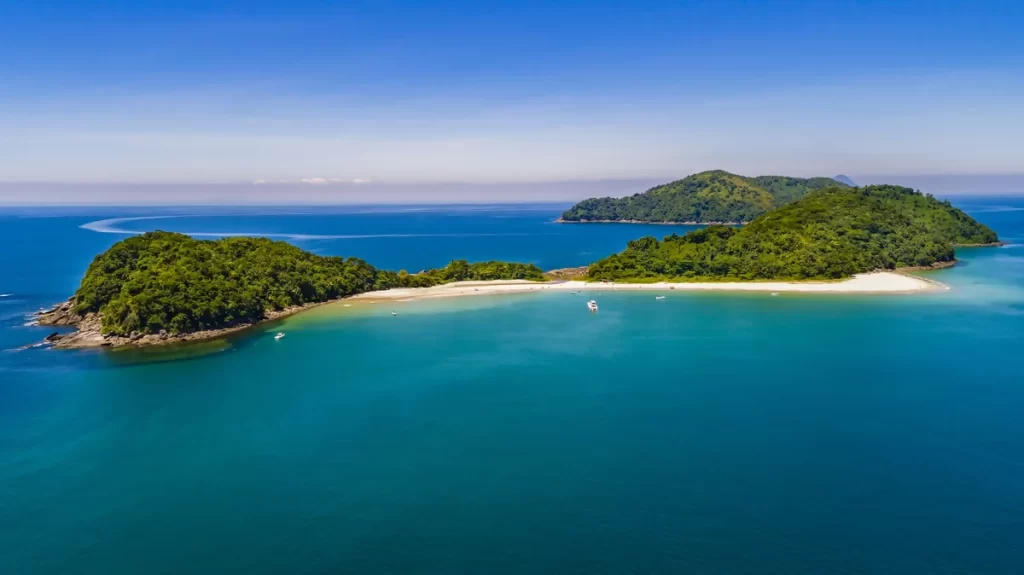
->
[[1, 0, 1023, 202]]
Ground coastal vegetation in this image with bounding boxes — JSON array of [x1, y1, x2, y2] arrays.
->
[[70, 231, 544, 337], [560, 170, 847, 223], [587, 185, 998, 281], [44, 186, 998, 346]]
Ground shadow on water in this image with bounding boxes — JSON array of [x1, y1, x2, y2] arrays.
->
[[102, 318, 291, 367]]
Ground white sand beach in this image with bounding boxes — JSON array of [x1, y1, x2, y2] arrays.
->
[[349, 272, 942, 302]]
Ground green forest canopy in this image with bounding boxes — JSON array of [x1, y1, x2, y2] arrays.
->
[[73, 231, 544, 336], [560, 170, 847, 223], [587, 185, 998, 281]]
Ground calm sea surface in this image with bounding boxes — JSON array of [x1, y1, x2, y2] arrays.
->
[[2, 200, 1023, 573]]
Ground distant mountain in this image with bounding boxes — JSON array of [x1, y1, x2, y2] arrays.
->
[[833, 174, 857, 186], [559, 170, 849, 224]]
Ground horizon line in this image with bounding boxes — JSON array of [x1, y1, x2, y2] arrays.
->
[[3, 172, 1024, 186]]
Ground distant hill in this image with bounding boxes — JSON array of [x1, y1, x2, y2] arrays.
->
[[833, 174, 857, 186], [587, 185, 999, 281], [559, 170, 848, 224]]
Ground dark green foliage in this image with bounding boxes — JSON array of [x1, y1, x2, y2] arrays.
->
[[73, 231, 544, 336], [588, 185, 998, 281], [560, 170, 847, 223]]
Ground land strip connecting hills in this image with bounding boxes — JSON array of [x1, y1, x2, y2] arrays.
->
[[38, 173, 999, 348]]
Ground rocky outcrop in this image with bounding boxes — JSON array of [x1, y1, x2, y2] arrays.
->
[[35, 297, 335, 349], [545, 266, 590, 280], [36, 299, 81, 326]]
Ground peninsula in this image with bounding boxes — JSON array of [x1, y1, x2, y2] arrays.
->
[[38, 185, 998, 348], [559, 170, 848, 224]]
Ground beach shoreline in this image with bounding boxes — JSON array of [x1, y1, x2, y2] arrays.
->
[[34, 271, 943, 349], [349, 271, 942, 303]]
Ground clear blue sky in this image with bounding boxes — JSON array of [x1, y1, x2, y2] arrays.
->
[[1, 0, 1022, 188]]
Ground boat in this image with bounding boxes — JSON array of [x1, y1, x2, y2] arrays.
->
[[587, 300, 598, 313], [274, 332, 285, 340], [655, 296, 665, 300], [771, 292, 779, 297], [392, 311, 397, 316]]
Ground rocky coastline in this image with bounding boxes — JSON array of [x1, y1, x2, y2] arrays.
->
[[544, 266, 589, 280], [36, 298, 335, 350]]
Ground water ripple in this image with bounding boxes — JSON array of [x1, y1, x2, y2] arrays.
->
[[80, 215, 536, 240]]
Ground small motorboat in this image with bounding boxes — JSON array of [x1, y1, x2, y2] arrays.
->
[[771, 292, 779, 297], [274, 332, 285, 340], [587, 300, 598, 313], [655, 296, 666, 300], [392, 311, 397, 316]]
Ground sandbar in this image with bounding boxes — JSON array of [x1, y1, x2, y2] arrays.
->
[[350, 272, 941, 302]]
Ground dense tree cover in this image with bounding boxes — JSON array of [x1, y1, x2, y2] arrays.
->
[[560, 170, 846, 223], [73, 231, 544, 336], [587, 185, 998, 281]]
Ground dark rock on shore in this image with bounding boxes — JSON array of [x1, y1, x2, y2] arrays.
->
[[545, 266, 589, 280], [36, 299, 81, 326]]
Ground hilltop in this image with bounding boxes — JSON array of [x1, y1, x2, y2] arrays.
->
[[559, 170, 847, 224], [587, 185, 999, 281]]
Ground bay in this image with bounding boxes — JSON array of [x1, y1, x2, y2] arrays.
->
[[1, 199, 1023, 573]]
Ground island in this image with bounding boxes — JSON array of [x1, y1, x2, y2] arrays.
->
[[38, 185, 999, 349], [38, 231, 544, 348], [587, 184, 999, 281], [558, 170, 849, 224]]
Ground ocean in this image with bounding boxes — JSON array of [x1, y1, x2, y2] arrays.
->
[[2, 199, 1023, 573]]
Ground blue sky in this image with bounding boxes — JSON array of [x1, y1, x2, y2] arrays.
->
[[1, 0, 1022, 194]]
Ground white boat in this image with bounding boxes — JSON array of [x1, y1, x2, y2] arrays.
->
[[274, 332, 285, 340], [655, 296, 665, 300], [587, 300, 598, 312], [392, 311, 397, 316], [771, 292, 779, 297]]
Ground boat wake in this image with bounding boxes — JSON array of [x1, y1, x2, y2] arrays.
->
[[80, 215, 536, 241]]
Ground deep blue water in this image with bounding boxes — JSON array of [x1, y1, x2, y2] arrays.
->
[[2, 199, 1023, 573]]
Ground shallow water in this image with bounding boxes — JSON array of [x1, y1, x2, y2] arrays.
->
[[2, 199, 1023, 573]]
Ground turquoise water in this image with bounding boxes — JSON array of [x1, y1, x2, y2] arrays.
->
[[2, 200, 1024, 573]]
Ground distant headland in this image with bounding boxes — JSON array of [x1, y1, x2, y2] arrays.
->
[[558, 170, 850, 224]]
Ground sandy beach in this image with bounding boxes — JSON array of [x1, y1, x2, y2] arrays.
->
[[35, 272, 940, 349], [350, 272, 941, 302]]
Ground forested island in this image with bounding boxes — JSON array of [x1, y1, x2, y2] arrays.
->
[[588, 185, 999, 281], [559, 170, 847, 223], [39, 231, 544, 347], [39, 185, 999, 348]]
